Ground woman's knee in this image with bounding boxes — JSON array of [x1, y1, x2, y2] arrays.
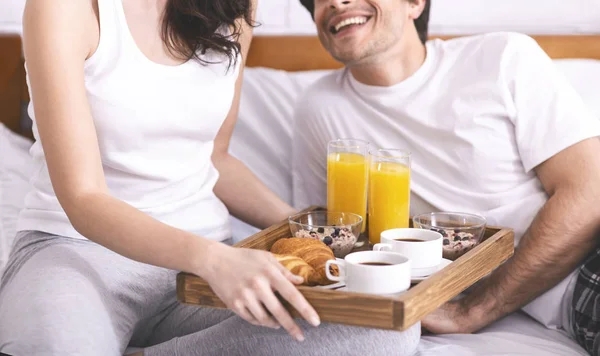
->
[[0, 263, 123, 355], [0, 294, 122, 356], [303, 321, 421, 356]]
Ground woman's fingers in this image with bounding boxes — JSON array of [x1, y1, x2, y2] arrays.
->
[[274, 260, 305, 285], [270, 270, 320, 329], [257, 279, 306, 341], [243, 285, 281, 329], [231, 299, 260, 326], [218, 250, 320, 341]]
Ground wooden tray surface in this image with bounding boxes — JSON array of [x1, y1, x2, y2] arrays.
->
[[177, 207, 514, 330]]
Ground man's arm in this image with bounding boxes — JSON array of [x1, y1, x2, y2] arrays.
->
[[423, 137, 600, 333]]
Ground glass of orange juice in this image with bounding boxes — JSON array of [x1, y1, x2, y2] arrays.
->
[[327, 139, 369, 233], [368, 149, 411, 245]]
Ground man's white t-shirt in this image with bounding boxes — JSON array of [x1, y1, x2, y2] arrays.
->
[[292, 32, 600, 333]]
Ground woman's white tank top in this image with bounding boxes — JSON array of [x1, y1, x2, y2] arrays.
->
[[18, 0, 239, 241]]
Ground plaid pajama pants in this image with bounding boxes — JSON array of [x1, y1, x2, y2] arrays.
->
[[573, 247, 600, 356]]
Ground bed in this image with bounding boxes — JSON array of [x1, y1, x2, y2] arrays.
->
[[1, 33, 599, 355]]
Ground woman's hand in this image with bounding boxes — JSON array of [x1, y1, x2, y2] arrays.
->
[[200, 243, 320, 341]]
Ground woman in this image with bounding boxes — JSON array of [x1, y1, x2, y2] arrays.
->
[[0, 0, 420, 355]]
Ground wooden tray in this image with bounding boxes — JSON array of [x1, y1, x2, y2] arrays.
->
[[177, 206, 514, 331]]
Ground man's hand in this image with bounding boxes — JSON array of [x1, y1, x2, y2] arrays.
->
[[422, 296, 499, 334], [423, 137, 600, 335], [422, 301, 471, 334]]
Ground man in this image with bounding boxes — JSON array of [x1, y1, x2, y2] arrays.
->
[[292, 0, 600, 354]]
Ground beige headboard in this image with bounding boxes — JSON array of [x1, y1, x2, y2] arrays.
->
[[2, 34, 600, 137], [0, 35, 25, 136]]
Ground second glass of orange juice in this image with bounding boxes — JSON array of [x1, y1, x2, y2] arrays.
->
[[327, 139, 369, 233], [368, 149, 411, 244]]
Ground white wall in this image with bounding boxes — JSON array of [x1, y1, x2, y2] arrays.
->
[[0, 0, 25, 33], [2, 0, 600, 35], [255, 0, 600, 35]]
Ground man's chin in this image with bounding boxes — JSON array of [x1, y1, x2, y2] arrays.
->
[[328, 47, 367, 65], [319, 33, 369, 65]]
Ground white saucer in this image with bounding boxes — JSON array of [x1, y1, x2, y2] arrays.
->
[[316, 281, 346, 290], [411, 258, 452, 283], [411, 265, 439, 278], [334, 287, 406, 298], [316, 258, 453, 289]]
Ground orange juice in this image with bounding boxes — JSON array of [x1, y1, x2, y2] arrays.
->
[[327, 152, 368, 232], [368, 161, 411, 244]]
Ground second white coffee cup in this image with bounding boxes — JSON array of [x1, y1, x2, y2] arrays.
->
[[374, 228, 443, 276], [325, 251, 411, 295]]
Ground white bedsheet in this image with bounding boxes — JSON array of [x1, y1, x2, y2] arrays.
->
[[0, 124, 34, 274], [419, 311, 587, 355]]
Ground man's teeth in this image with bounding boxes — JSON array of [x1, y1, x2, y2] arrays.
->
[[334, 17, 368, 32]]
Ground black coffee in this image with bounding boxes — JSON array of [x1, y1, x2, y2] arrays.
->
[[394, 238, 425, 242], [360, 262, 393, 266]]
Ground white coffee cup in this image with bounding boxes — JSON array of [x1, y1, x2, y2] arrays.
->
[[373, 228, 442, 277], [325, 251, 411, 295]]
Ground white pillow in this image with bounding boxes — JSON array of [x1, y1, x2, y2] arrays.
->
[[553, 59, 600, 118], [228, 67, 330, 241], [0, 0, 25, 35], [0, 124, 34, 274]]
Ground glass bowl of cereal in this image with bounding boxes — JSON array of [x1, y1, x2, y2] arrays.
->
[[288, 211, 363, 258], [412, 212, 487, 260]]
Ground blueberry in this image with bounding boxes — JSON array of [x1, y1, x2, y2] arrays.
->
[[454, 236, 461, 242], [443, 239, 450, 246], [435, 228, 447, 236], [334, 228, 341, 235], [323, 236, 333, 245], [462, 236, 470, 241], [454, 229, 461, 233], [317, 227, 325, 233]]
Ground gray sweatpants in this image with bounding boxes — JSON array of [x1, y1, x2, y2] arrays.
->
[[0, 231, 420, 356]]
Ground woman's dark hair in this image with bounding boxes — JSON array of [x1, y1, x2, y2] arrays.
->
[[162, 0, 255, 68], [299, 0, 431, 44]]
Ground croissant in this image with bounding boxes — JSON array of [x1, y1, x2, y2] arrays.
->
[[271, 238, 339, 285], [274, 254, 317, 286]]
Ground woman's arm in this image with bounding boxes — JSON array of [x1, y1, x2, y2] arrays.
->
[[23, 0, 211, 277], [23, 0, 317, 340], [212, 3, 297, 230]]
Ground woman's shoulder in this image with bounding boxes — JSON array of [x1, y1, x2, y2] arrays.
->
[[23, 0, 99, 61]]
